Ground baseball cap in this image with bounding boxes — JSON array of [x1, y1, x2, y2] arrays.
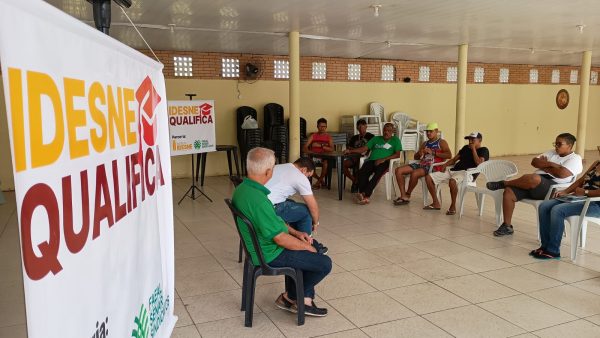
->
[[464, 131, 483, 139], [425, 122, 438, 131]]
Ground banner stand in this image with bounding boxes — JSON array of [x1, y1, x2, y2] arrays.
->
[[177, 94, 212, 204]]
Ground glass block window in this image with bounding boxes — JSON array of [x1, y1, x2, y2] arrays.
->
[[273, 60, 289, 79], [381, 65, 394, 81], [499, 68, 509, 83], [173, 56, 193, 77], [418, 66, 430, 82], [221, 58, 240, 78], [570, 70, 578, 84], [446, 67, 457, 82], [591, 71, 598, 85], [529, 69, 539, 83], [474, 67, 485, 83], [551, 69, 560, 84], [312, 62, 326, 79], [348, 64, 361, 80]]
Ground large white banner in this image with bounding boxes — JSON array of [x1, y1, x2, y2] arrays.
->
[[168, 100, 216, 156], [0, 0, 176, 337]]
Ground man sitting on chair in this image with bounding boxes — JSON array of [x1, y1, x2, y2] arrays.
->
[[344, 123, 402, 205], [487, 133, 583, 237], [424, 132, 489, 214], [344, 119, 375, 193], [232, 147, 332, 317], [265, 157, 328, 254], [303, 118, 334, 189], [393, 122, 452, 206]]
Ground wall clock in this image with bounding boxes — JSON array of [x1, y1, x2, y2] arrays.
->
[[556, 89, 569, 109]]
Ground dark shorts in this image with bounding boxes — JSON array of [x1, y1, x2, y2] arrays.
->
[[409, 162, 430, 173], [510, 174, 555, 201]]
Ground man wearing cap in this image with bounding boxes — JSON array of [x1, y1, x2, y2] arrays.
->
[[393, 122, 452, 205], [424, 132, 490, 214], [487, 133, 582, 237]]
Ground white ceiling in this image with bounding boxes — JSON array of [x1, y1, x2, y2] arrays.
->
[[45, 0, 600, 66]]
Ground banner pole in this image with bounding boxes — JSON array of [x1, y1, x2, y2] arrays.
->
[[177, 93, 212, 204]]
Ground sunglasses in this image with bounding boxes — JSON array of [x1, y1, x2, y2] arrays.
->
[[552, 142, 567, 147]]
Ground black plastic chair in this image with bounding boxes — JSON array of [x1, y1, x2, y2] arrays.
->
[[224, 199, 305, 327], [229, 176, 244, 263]]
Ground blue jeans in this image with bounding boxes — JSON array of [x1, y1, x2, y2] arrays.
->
[[539, 199, 600, 254], [274, 200, 313, 234], [269, 249, 332, 300]]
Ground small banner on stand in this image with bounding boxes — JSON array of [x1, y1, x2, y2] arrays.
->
[[0, 0, 177, 337], [168, 100, 216, 156]]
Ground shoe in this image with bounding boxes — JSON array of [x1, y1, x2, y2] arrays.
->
[[493, 223, 514, 236], [532, 249, 560, 260], [529, 247, 544, 256], [275, 293, 297, 313], [486, 181, 505, 191], [303, 301, 328, 317], [313, 239, 329, 255], [350, 183, 358, 193]]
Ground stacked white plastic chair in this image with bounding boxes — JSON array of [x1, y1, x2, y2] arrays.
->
[[458, 160, 519, 226], [353, 115, 382, 136]]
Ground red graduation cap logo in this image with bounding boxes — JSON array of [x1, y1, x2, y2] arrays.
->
[[199, 103, 212, 116]]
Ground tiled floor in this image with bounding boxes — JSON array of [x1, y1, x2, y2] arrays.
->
[[2, 152, 600, 337]]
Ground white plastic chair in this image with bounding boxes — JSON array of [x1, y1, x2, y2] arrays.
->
[[458, 160, 519, 226], [400, 129, 420, 163], [389, 159, 448, 205], [369, 102, 385, 122], [565, 197, 600, 260], [520, 178, 574, 239]]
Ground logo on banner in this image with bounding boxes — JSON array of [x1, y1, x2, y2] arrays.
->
[[7, 69, 167, 281], [131, 284, 170, 338]]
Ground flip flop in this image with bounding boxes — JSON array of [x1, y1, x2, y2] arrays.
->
[[393, 198, 410, 205], [445, 210, 456, 215], [358, 197, 370, 205], [423, 205, 441, 210]]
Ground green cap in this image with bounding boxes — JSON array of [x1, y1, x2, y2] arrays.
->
[[425, 122, 438, 131]]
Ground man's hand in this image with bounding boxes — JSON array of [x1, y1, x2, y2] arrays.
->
[[343, 149, 351, 155], [295, 231, 313, 244], [375, 159, 385, 166], [554, 190, 567, 198], [574, 187, 587, 196], [469, 143, 477, 151], [423, 148, 433, 155]]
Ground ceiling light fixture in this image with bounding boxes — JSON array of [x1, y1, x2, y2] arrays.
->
[[371, 5, 382, 18], [576, 24, 585, 34]]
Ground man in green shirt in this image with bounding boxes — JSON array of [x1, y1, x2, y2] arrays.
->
[[232, 147, 332, 317], [344, 123, 402, 204]]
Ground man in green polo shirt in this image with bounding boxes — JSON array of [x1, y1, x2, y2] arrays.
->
[[344, 122, 402, 204], [232, 147, 332, 317]]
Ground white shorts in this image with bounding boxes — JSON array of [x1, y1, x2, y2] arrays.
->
[[430, 169, 469, 186]]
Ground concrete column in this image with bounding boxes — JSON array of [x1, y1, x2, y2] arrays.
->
[[454, 44, 468, 154], [288, 31, 301, 161], [576, 50, 592, 158]]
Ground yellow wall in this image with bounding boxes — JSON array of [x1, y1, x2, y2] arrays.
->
[[0, 78, 598, 190]]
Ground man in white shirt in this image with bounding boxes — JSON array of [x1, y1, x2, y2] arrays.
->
[[487, 133, 583, 236], [265, 157, 326, 253]]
